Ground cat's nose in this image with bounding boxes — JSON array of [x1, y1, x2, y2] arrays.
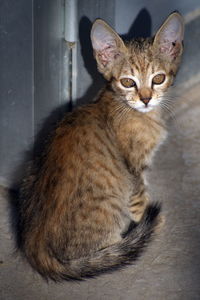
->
[[140, 97, 151, 106], [138, 87, 152, 106]]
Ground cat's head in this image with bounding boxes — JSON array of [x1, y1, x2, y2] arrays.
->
[[91, 12, 184, 113]]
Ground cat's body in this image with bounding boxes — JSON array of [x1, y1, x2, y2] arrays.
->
[[18, 13, 184, 281]]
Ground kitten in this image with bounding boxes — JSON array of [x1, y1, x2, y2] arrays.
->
[[18, 12, 184, 281]]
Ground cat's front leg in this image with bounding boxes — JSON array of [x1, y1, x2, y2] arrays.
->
[[129, 175, 149, 223]]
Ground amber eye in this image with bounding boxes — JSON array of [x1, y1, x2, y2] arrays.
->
[[152, 74, 166, 85], [120, 78, 136, 88]]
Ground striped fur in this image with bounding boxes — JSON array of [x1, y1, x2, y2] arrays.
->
[[18, 12, 184, 281]]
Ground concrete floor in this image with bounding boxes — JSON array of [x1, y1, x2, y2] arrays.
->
[[0, 81, 200, 300]]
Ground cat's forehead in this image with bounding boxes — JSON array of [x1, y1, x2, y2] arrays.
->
[[120, 39, 165, 77], [128, 38, 153, 52]]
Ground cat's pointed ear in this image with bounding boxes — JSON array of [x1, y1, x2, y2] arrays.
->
[[153, 12, 184, 61], [91, 19, 126, 79]]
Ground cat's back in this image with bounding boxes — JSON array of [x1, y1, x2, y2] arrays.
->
[[29, 102, 127, 197], [49, 103, 113, 165], [51, 102, 128, 183]]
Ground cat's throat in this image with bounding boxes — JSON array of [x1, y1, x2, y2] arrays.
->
[[100, 90, 167, 173]]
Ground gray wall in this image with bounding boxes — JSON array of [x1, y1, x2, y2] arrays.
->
[[0, 0, 67, 188], [115, 0, 200, 34], [0, 0, 33, 187]]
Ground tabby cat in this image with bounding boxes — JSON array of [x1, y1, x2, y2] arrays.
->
[[18, 12, 184, 281]]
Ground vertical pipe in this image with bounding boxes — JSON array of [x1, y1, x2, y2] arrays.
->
[[64, 0, 78, 107], [64, 0, 78, 43]]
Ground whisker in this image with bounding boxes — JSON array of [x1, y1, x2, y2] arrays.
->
[[111, 102, 132, 125], [159, 102, 181, 130]]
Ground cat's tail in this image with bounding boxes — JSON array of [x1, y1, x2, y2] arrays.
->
[[25, 202, 161, 281]]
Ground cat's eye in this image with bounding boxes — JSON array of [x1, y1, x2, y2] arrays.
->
[[152, 74, 166, 85], [120, 78, 136, 88]]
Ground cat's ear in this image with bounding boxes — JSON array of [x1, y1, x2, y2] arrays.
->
[[153, 12, 184, 61], [91, 19, 126, 78]]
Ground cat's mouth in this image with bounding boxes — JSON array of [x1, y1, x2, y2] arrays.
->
[[136, 105, 155, 113], [127, 100, 158, 113]]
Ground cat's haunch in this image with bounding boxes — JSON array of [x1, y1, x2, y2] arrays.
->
[[18, 12, 184, 281]]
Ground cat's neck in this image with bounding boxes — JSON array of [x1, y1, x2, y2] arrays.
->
[[97, 87, 167, 172]]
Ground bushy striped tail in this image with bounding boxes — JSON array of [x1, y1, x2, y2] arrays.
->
[[29, 202, 161, 281]]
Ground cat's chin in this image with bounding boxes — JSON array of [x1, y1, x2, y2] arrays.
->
[[136, 106, 155, 113], [127, 101, 158, 114]]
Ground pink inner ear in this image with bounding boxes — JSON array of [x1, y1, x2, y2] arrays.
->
[[91, 22, 120, 66], [97, 42, 119, 66], [157, 16, 183, 59], [161, 16, 183, 42], [159, 40, 181, 60], [91, 23, 116, 51]]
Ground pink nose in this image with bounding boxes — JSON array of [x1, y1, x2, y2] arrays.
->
[[140, 97, 151, 106]]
